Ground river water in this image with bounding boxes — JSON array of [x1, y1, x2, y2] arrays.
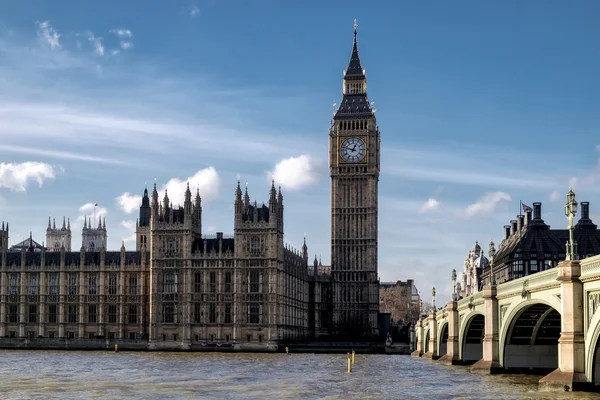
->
[[2, 351, 600, 400]]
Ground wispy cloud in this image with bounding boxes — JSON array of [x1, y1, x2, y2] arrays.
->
[[110, 29, 133, 38], [0, 144, 129, 165], [0, 162, 56, 192], [36, 21, 60, 49], [419, 198, 440, 213], [465, 191, 512, 218], [87, 32, 104, 56], [190, 5, 200, 17]]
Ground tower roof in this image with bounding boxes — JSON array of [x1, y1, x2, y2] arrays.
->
[[345, 19, 365, 79], [334, 20, 374, 120]]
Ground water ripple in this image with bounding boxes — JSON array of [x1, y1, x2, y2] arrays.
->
[[1, 351, 600, 399]]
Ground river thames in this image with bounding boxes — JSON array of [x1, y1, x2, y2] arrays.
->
[[2, 351, 600, 399]]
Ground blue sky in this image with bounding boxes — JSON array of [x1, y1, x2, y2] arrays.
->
[[0, 1, 599, 304]]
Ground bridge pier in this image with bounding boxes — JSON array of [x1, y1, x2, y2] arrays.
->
[[539, 260, 589, 392], [423, 312, 439, 360], [439, 301, 460, 365], [411, 318, 424, 357], [471, 285, 501, 374]]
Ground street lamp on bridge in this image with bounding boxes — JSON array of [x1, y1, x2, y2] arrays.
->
[[565, 187, 579, 261], [451, 269, 457, 301]]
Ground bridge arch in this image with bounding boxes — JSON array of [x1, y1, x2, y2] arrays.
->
[[459, 312, 484, 363], [437, 322, 448, 357], [423, 327, 430, 354], [500, 298, 561, 372], [585, 305, 600, 384]]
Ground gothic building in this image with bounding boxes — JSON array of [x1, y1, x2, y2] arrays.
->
[[46, 217, 72, 252], [329, 21, 380, 338], [0, 180, 321, 348], [0, 22, 382, 348], [481, 201, 600, 285], [455, 241, 489, 298], [81, 216, 107, 252]]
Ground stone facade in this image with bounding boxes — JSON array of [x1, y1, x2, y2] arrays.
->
[[46, 217, 72, 252], [0, 181, 328, 349], [379, 280, 420, 325], [329, 23, 380, 338], [456, 241, 489, 298]]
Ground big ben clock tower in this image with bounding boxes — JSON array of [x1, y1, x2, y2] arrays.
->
[[330, 20, 380, 338]]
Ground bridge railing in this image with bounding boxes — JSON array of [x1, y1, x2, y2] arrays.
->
[[581, 254, 600, 280], [495, 267, 558, 299]]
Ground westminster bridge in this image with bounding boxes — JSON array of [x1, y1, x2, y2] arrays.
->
[[412, 255, 600, 392]]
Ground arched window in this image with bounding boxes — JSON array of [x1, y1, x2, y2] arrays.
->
[[89, 242, 95, 252]]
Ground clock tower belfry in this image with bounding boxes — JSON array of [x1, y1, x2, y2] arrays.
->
[[329, 20, 380, 338]]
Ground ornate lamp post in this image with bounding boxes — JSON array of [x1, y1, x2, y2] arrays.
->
[[432, 287, 436, 311], [451, 269, 457, 301], [419, 298, 423, 319], [489, 240, 496, 286], [565, 187, 579, 261]]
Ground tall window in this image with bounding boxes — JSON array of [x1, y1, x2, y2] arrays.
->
[[164, 271, 178, 293], [68, 273, 78, 295], [48, 304, 57, 323], [68, 305, 77, 323], [163, 303, 175, 323], [194, 303, 201, 323], [128, 305, 137, 324], [29, 304, 37, 323], [129, 275, 137, 296], [209, 303, 216, 323], [209, 271, 216, 293], [224, 271, 232, 293], [29, 274, 38, 295], [249, 271, 261, 293], [88, 274, 97, 295], [247, 303, 260, 324], [194, 272, 202, 293], [9, 273, 19, 295], [225, 303, 232, 324], [88, 305, 97, 323], [8, 304, 18, 323], [512, 260, 524, 279], [49, 273, 59, 296], [108, 273, 118, 295], [108, 305, 117, 323]]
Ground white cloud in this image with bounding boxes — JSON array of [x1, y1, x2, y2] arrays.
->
[[419, 198, 440, 214], [549, 190, 561, 202], [157, 167, 220, 206], [87, 32, 104, 56], [36, 21, 61, 49], [120, 220, 136, 243], [465, 191, 512, 218], [0, 162, 56, 192], [190, 5, 200, 17], [269, 155, 320, 191], [74, 202, 108, 230], [120, 41, 133, 50], [115, 192, 143, 214], [110, 29, 133, 38]]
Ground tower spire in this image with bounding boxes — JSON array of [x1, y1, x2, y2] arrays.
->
[[345, 18, 364, 78]]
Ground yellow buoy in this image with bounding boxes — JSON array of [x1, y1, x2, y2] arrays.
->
[[114, 344, 118, 352]]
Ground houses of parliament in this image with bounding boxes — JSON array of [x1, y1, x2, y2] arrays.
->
[[0, 22, 381, 349]]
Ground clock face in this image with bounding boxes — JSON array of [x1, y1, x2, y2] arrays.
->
[[340, 137, 366, 163]]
